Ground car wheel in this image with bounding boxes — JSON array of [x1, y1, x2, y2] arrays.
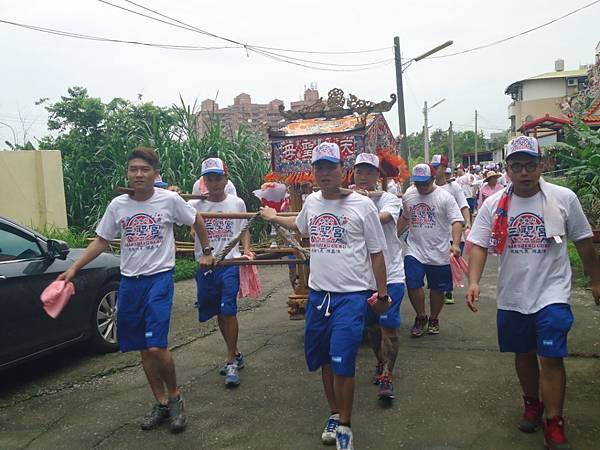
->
[[90, 281, 120, 353]]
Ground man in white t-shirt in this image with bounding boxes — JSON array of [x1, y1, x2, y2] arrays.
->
[[192, 175, 237, 197], [58, 147, 214, 433], [467, 136, 600, 450], [189, 157, 253, 388], [456, 165, 477, 219], [431, 154, 471, 304], [396, 164, 463, 337], [261, 142, 388, 450], [353, 153, 405, 403]]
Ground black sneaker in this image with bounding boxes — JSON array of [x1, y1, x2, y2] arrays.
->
[[140, 403, 169, 430], [168, 394, 187, 433]]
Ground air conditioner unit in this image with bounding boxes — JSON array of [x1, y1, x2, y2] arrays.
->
[[567, 78, 577, 87]]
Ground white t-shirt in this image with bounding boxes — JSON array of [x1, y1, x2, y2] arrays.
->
[[457, 173, 475, 199], [402, 185, 464, 265], [468, 184, 593, 314], [96, 188, 197, 277], [439, 181, 469, 211], [189, 194, 247, 261], [192, 178, 237, 196], [296, 191, 386, 293], [371, 192, 405, 285]]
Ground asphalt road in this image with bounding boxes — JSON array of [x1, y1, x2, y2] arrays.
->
[[1, 261, 599, 450]]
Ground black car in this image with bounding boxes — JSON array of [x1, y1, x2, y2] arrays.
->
[[0, 216, 121, 370]]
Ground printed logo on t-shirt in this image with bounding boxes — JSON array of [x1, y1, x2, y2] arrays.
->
[[410, 203, 436, 228], [309, 213, 349, 253], [508, 212, 549, 254], [122, 213, 163, 250], [205, 218, 234, 242]]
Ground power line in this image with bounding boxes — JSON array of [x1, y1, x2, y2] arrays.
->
[[98, 0, 394, 70], [0, 18, 236, 51], [118, 0, 392, 55], [429, 0, 600, 59]]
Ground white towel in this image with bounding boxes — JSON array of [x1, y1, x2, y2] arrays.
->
[[539, 177, 565, 243]]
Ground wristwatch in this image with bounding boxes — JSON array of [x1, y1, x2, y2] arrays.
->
[[202, 246, 214, 256], [377, 294, 390, 303]]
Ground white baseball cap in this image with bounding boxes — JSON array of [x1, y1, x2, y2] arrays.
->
[[354, 152, 380, 169], [311, 142, 341, 164], [201, 157, 226, 176], [507, 136, 542, 159], [411, 163, 433, 182]]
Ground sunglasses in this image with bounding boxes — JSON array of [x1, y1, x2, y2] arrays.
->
[[508, 161, 539, 173]]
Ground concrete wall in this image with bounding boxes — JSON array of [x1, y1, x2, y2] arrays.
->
[[509, 97, 565, 130], [0, 150, 67, 229], [522, 78, 565, 101]]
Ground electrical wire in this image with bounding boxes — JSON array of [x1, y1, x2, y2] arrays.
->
[[429, 0, 600, 59], [0, 18, 236, 51]]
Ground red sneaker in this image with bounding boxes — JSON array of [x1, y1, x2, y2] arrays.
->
[[544, 416, 571, 450], [519, 396, 543, 433]]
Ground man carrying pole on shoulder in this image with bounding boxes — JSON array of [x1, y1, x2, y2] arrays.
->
[[58, 147, 214, 433], [353, 152, 405, 403], [261, 142, 389, 450]]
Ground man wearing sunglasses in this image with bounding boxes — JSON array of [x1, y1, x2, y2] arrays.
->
[[466, 136, 600, 450]]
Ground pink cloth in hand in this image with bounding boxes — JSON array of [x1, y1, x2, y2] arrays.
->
[[450, 255, 470, 288], [238, 256, 262, 299], [40, 280, 75, 318]]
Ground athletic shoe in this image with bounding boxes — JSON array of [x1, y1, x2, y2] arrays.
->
[[371, 362, 384, 385], [321, 413, 339, 445], [225, 363, 241, 387], [167, 394, 187, 433], [444, 292, 455, 304], [427, 318, 440, 335], [410, 315, 428, 338], [378, 375, 395, 400], [336, 425, 354, 450], [140, 403, 169, 430], [519, 396, 543, 433], [219, 353, 245, 375], [544, 416, 571, 450]]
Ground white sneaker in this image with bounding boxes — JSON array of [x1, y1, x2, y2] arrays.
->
[[336, 425, 354, 450], [321, 413, 339, 445]]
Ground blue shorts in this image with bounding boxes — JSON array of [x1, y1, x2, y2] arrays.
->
[[404, 255, 453, 292], [117, 270, 174, 352], [497, 304, 574, 358], [365, 283, 405, 329], [195, 266, 240, 322], [467, 197, 476, 213], [305, 290, 369, 377]]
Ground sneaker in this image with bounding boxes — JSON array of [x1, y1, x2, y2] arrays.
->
[[167, 394, 187, 433], [219, 353, 245, 375], [321, 413, 339, 445], [371, 362, 384, 385], [427, 318, 440, 335], [544, 416, 571, 450], [140, 403, 169, 430], [410, 315, 428, 338], [378, 375, 395, 400], [336, 425, 354, 450], [225, 363, 240, 387], [519, 396, 543, 433], [444, 291, 455, 304]]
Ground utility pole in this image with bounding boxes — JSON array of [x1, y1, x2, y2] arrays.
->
[[423, 101, 430, 162], [393, 37, 409, 177], [474, 109, 479, 164], [449, 121, 454, 169]]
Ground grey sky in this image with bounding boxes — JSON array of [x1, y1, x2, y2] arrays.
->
[[1, 0, 598, 147]]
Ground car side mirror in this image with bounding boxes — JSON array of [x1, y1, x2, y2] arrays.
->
[[47, 239, 70, 260]]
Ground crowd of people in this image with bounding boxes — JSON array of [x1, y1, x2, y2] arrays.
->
[[57, 136, 599, 450]]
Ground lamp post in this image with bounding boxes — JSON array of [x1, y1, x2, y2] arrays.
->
[[394, 39, 453, 182], [423, 98, 446, 162]]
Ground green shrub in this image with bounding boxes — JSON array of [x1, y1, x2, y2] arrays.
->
[[36, 227, 91, 248], [174, 258, 197, 282]]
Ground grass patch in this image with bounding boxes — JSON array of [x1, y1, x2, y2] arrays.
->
[[175, 258, 197, 282], [35, 227, 91, 248]]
